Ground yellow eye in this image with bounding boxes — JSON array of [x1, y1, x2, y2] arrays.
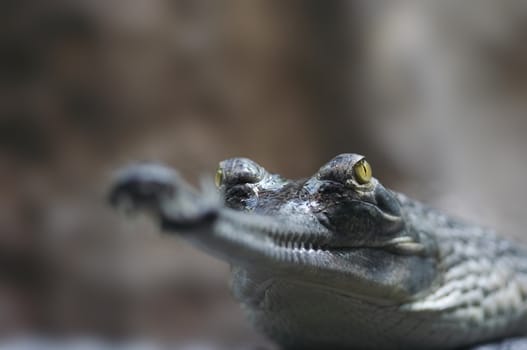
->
[[353, 159, 372, 184], [214, 167, 223, 188]]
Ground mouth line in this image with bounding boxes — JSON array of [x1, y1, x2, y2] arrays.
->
[[267, 235, 420, 254]]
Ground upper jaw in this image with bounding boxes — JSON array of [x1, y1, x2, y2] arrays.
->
[[261, 213, 423, 257]]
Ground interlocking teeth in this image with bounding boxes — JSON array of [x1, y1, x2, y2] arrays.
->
[[268, 232, 329, 254]]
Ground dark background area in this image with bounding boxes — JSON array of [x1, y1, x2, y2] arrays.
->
[[1, 0, 527, 348]]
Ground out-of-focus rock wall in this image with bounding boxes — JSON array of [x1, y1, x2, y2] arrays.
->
[[0, 1, 364, 346], [360, 0, 527, 239], [1, 0, 527, 347]]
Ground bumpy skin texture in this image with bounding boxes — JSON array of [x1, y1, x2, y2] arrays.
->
[[109, 154, 527, 350]]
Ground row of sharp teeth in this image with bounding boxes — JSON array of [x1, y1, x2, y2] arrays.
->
[[270, 238, 327, 251], [222, 212, 329, 252]]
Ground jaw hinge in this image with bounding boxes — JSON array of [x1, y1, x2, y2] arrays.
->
[[387, 241, 427, 256]]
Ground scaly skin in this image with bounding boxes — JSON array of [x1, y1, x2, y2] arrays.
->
[[109, 154, 527, 349]]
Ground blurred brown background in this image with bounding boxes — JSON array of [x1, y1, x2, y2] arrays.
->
[[1, 0, 527, 348]]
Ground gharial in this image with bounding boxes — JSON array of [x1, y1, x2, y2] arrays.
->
[[108, 153, 527, 349]]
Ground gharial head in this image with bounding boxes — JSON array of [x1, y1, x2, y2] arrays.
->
[[213, 153, 439, 302], [109, 153, 440, 304]]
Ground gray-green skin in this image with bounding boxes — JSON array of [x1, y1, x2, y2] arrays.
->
[[109, 154, 527, 350]]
